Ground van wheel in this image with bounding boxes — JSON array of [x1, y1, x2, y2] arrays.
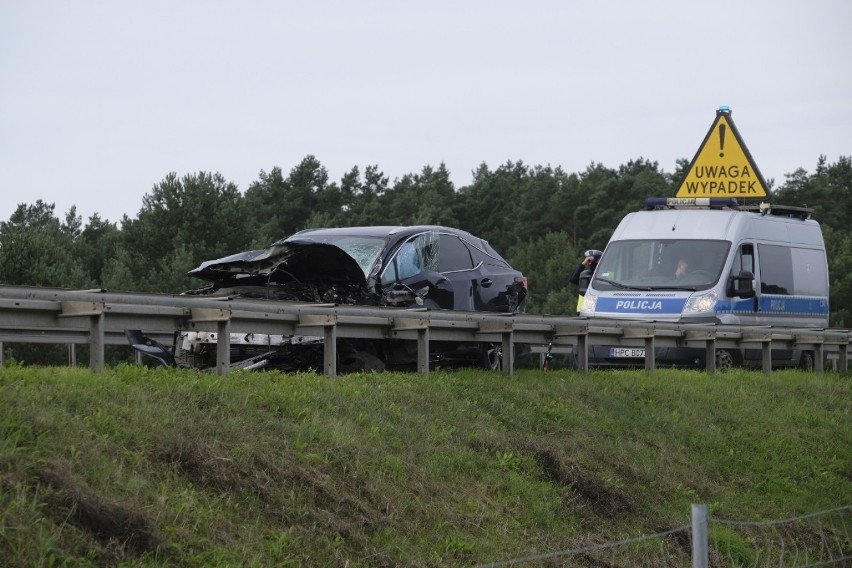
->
[[799, 351, 815, 372], [339, 351, 386, 373], [714, 349, 736, 372]]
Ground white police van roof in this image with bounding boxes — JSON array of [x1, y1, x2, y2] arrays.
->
[[612, 198, 824, 246]]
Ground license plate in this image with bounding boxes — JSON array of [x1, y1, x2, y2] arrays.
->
[[610, 347, 645, 358]]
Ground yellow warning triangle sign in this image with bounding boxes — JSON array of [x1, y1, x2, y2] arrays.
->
[[676, 108, 768, 198]]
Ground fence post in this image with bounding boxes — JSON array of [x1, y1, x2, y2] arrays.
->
[[692, 503, 708, 568]]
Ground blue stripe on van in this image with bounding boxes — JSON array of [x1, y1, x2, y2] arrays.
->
[[716, 295, 829, 316], [714, 297, 757, 314], [758, 295, 829, 316], [595, 297, 686, 314]]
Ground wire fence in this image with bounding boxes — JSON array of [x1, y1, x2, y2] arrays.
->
[[475, 505, 852, 568]]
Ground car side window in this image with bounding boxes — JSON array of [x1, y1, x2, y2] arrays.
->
[[380, 232, 440, 284], [437, 234, 474, 272], [395, 241, 422, 280], [466, 241, 508, 268]]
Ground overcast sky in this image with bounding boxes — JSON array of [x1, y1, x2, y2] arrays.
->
[[2, 1, 850, 225]]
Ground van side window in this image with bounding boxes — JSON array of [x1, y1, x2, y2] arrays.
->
[[758, 244, 793, 295], [732, 244, 754, 275]]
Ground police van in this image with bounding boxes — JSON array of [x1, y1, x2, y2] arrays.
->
[[579, 197, 829, 370]]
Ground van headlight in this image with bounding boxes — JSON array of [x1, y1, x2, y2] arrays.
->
[[683, 290, 718, 314], [580, 293, 597, 314]]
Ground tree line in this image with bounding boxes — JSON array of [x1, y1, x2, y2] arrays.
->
[[1, 154, 850, 351]]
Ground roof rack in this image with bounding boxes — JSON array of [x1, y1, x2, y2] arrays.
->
[[740, 202, 813, 220], [643, 198, 814, 220]]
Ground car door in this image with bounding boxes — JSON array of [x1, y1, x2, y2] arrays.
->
[[435, 233, 476, 311], [379, 231, 455, 309], [464, 240, 519, 312]]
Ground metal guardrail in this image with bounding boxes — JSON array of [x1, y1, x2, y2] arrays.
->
[[0, 285, 849, 378]]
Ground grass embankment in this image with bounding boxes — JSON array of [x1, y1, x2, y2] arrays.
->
[[0, 365, 849, 567]]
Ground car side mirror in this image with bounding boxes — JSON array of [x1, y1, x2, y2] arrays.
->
[[729, 270, 755, 298]]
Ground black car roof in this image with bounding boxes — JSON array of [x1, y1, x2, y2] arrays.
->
[[280, 225, 507, 263], [288, 225, 476, 239]]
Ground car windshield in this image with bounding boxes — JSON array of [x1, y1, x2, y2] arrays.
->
[[294, 234, 388, 277], [593, 239, 731, 291]]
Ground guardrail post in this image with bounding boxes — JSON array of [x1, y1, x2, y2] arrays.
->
[[191, 308, 233, 377], [623, 326, 656, 374], [216, 320, 230, 376], [89, 312, 105, 372], [59, 301, 105, 372], [795, 332, 826, 373], [498, 331, 513, 376], [685, 327, 718, 374], [822, 330, 849, 373], [705, 340, 716, 374], [554, 322, 588, 373], [478, 320, 515, 377], [297, 314, 339, 379], [392, 317, 430, 377], [743, 328, 773, 375], [416, 327, 429, 376], [323, 324, 337, 378], [691, 503, 708, 568], [576, 334, 588, 372], [644, 335, 656, 374]]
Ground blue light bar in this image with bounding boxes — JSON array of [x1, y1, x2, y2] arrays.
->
[[644, 197, 739, 210]]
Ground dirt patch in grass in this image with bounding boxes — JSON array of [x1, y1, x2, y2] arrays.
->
[[469, 437, 635, 517], [531, 443, 635, 517], [34, 462, 163, 561], [151, 435, 398, 565]]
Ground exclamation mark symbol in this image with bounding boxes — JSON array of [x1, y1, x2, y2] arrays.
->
[[719, 124, 726, 157]]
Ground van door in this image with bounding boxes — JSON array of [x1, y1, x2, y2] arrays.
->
[[727, 243, 769, 364], [750, 243, 797, 364], [728, 243, 757, 315]]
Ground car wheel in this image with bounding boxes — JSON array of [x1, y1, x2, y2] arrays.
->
[[481, 343, 503, 371], [799, 351, 815, 371], [714, 349, 736, 372]]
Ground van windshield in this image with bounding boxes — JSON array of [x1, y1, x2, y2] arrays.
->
[[593, 239, 731, 291]]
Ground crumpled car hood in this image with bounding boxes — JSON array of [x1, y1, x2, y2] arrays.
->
[[188, 240, 367, 287]]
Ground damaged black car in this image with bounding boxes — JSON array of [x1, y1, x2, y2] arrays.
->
[[129, 226, 528, 372]]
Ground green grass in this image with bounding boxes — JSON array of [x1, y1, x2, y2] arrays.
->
[[0, 364, 849, 566]]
